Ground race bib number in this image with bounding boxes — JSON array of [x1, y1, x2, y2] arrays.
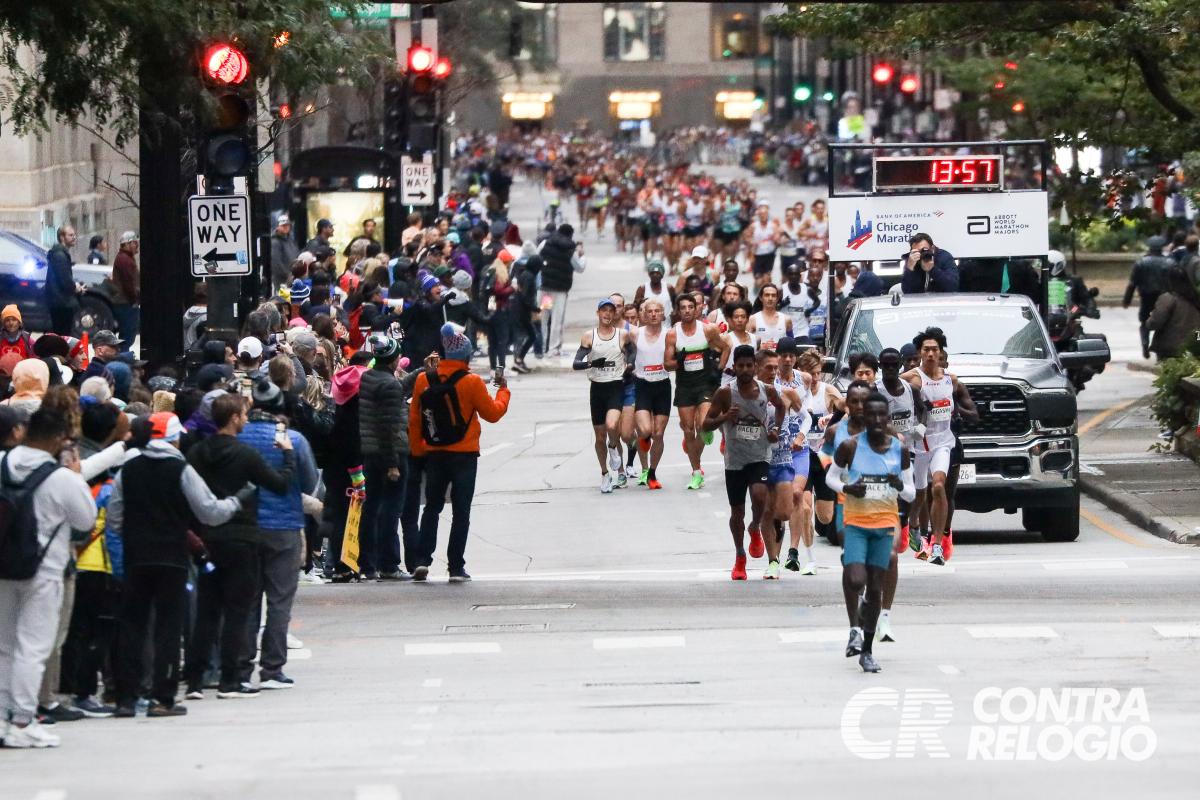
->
[[595, 364, 620, 380], [928, 398, 952, 422], [643, 363, 664, 374], [736, 422, 763, 441], [683, 352, 705, 372], [890, 411, 913, 433], [861, 475, 897, 501]]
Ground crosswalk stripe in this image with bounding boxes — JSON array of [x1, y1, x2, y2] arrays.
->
[[1153, 624, 1200, 638]]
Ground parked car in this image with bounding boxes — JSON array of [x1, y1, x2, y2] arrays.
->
[[0, 230, 117, 337]]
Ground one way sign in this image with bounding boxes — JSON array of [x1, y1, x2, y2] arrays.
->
[[401, 156, 434, 206], [188, 194, 253, 277]]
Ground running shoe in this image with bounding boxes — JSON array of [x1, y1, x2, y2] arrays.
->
[[859, 652, 882, 673], [899, 524, 910, 553], [731, 554, 748, 581], [943, 529, 954, 560], [908, 527, 923, 553], [915, 538, 932, 561], [625, 465, 640, 482], [784, 548, 800, 572], [702, 430, 714, 446], [845, 628, 864, 657], [930, 544, 945, 566], [647, 477, 663, 490], [763, 560, 780, 580], [800, 561, 818, 575], [878, 616, 895, 643], [607, 446, 623, 473], [638, 437, 651, 453], [686, 471, 705, 490], [600, 472, 614, 494], [747, 527, 765, 559], [638, 469, 650, 486], [615, 470, 628, 489]]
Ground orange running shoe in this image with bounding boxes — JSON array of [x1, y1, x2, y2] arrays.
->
[[731, 554, 748, 580], [647, 477, 663, 490], [943, 529, 954, 560], [748, 528, 765, 559]]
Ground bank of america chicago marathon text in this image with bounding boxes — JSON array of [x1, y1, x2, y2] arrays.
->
[[873, 220, 924, 244]]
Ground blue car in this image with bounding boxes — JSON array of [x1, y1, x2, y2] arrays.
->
[[0, 230, 117, 336]]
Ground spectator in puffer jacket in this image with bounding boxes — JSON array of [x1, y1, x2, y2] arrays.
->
[[236, 379, 317, 691], [357, 333, 422, 580], [322, 352, 372, 580]]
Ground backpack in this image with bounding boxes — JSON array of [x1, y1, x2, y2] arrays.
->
[[0, 457, 62, 580], [419, 369, 472, 446]]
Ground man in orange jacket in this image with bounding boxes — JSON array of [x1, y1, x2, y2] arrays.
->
[[410, 323, 511, 582]]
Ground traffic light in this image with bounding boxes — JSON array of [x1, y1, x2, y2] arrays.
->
[[1011, 100, 1026, 113], [404, 43, 441, 153], [871, 63, 894, 84], [899, 75, 919, 94], [383, 78, 405, 153], [793, 81, 813, 104], [199, 42, 254, 195], [433, 56, 453, 81]]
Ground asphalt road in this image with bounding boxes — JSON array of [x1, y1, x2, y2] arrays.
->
[[8, 173, 1197, 799]]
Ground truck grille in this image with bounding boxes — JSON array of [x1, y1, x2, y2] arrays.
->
[[962, 383, 1030, 437]]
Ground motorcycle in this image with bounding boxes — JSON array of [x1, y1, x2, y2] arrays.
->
[[1048, 275, 1105, 392]]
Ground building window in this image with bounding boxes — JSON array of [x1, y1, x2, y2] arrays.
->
[[603, 3, 665, 62], [712, 4, 762, 60], [513, 3, 558, 65]]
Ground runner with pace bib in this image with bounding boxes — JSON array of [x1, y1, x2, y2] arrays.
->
[[573, 299, 635, 494], [633, 299, 672, 490], [665, 294, 728, 491]]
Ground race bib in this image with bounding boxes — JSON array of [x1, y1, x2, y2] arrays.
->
[[890, 411, 913, 432], [928, 398, 952, 422], [683, 352, 705, 372], [861, 474, 897, 501], [736, 422, 763, 441], [595, 364, 620, 380], [643, 363, 664, 374]]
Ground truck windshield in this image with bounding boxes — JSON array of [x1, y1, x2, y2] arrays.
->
[[845, 305, 1050, 360]]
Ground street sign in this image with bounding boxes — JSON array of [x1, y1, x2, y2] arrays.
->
[[401, 156, 434, 206], [331, 3, 410, 21], [188, 194, 254, 277]]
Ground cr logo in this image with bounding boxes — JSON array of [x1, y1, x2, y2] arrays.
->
[[841, 687, 955, 759], [967, 215, 991, 235]]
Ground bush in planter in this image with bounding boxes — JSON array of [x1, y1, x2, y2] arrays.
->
[[1151, 351, 1200, 436]]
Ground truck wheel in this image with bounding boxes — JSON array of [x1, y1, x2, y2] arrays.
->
[[73, 296, 115, 339], [1040, 503, 1080, 542]]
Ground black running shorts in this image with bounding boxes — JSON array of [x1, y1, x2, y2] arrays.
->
[[635, 378, 672, 416], [589, 381, 625, 426], [725, 461, 770, 507]]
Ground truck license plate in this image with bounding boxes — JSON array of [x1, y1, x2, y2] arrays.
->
[[958, 463, 976, 484]]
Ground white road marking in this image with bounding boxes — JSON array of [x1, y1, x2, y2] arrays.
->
[[422, 678, 444, 688], [288, 648, 312, 660], [1043, 560, 1127, 572], [966, 625, 1059, 639], [1153, 623, 1200, 638], [415, 705, 439, 715], [779, 630, 846, 644], [937, 664, 961, 675], [479, 442, 513, 457], [404, 642, 501, 655], [34, 792, 68, 800], [535, 422, 564, 435], [593, 635, 686, 650], [355, 786, 400, 800]]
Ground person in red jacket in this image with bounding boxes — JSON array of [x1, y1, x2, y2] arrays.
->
[[111, 232, 140, 352], [409, 323, 510, 582], [0, 305, 34, 360]]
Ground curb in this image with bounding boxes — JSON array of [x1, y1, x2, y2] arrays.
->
[[1079, 474, 1200, 545]]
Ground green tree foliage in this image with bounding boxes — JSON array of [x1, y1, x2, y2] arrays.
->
[[0, 1, 391, 145], [768, 1, 1200, 156]]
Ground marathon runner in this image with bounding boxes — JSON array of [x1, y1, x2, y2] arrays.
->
[[800, 348, 844, 541], [826, 391, 915, 673], [902, 328, 978, 565], [708, 283, 747, 332], [713, 194, 745, 266], [876, 347, 921, 641], [573, 298, 635, 494], [634, 260, 676, 313], [611, 292, 646, 486], [665, 294, 728, 490], [718, 301, 757, 384], [758, 345, 809, 580], [633, 299, 671, 490], [779, 263, 810, 335], [749, 283, 793, 351], [774, 338, 817, 575], [703, 345, 786, 581], [939, 350, 971, 561], [821, 380, 874, 547], [746, 204, 781, 292]]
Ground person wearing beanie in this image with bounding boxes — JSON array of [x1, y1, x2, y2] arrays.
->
[[510, 242, 545, 372], [2, 358, 49, 420], [409, 323, 511, 582], [184, 392, 297, 698], [107, 412, 250, 716], [236, 379, 317, 689], [0, 305, 33, 360], [357, 334, 422, 579], [397, 274, 451, 364], [482, 249, 516, 378]]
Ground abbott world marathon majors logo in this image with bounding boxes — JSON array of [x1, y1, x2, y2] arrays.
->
[[841, 687, 1156, 762]]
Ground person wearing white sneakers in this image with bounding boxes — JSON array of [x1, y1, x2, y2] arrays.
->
[[665, 294, 727, 491], [703, 345, 785, 581], [632, 299, 672, 490], [0, 391, 97, 748], [573, 298, 634, 493]]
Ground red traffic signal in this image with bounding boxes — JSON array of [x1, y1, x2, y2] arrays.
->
[[407, 44, 435, 74], [204, 43, 249, 85], [899, 75, 919, 93], [433, 56, 452, 80], [1011, 101, 1026, 113], [871, 63, 894, 84]]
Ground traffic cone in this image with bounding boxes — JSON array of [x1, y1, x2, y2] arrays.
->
[[77, 331, 90, 370]]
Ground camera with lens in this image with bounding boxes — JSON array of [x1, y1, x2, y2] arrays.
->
[[919, 247, 934, 260]]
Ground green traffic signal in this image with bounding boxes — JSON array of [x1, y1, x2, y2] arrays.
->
[[793, 85, 813, 103], [821, 90, 835, 102]]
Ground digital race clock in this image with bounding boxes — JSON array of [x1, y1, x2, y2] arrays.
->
[[873, 155, 1005, 192]]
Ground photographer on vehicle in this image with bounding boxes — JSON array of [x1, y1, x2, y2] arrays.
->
[[900, 233, 959, 294]]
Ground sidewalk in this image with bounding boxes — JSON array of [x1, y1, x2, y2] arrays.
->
[[1080, 398, 1200, 545]]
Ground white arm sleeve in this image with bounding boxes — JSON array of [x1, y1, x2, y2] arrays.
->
[[899, 466, 916, 503], [826, 461, 848, 495]]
